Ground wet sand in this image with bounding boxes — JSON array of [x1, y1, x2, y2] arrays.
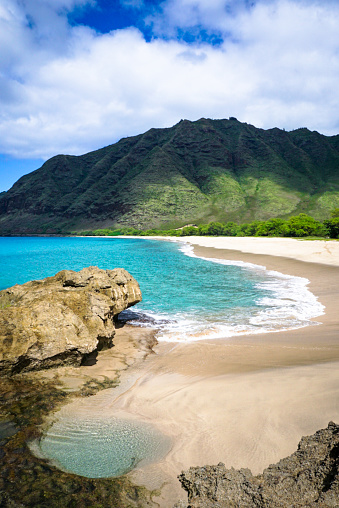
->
[[45, 237, 339, 507], [33, 324, 157, 392]]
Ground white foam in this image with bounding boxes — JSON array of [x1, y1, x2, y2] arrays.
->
[[125, 241, 325, 343]]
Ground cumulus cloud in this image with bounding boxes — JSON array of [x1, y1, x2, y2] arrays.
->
[[1, 0, 339, 159]]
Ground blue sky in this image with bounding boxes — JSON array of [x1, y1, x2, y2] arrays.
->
[[1, 0, 339, 191], [69, 0, 162, 39]]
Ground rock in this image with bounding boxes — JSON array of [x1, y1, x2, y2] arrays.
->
[[175, 421, 339, 507], [0, 421, 18, 440], [0, 266, 142, 375]]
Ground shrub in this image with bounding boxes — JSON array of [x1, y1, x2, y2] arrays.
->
[[324, 217, 339, 238], [286, 214, 327, 237], [255, 218, 290, 237], [181, 226, 199, 236], [240, 221, 264, 236], [223, 222, 241, 236]]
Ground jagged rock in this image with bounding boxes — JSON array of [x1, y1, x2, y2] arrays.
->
[[175, 421, 339, 507], [0, 266, 142, 375]]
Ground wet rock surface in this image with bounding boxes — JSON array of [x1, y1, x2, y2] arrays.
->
[[0, 375, 156, 508], [0, 268, 159, 506], [0, 266, 142, 375], [175, 421, 339, 507]]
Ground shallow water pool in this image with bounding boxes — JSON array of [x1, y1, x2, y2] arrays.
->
[[37, 415, 171, 478]]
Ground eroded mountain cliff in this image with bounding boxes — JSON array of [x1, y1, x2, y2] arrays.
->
[[1, 118, 339, 234]]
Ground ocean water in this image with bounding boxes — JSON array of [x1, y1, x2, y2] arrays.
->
[[0, 236, 324, 342]]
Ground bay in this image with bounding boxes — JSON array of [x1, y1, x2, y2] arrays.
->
[[0, 236, 323, 341]]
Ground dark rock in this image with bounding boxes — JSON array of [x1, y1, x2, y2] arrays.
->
[[175, 422, 339, 507], [0, 421, 17, 440]]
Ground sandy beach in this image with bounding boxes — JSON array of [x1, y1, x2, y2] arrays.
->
[[44, 237, 339, 507]]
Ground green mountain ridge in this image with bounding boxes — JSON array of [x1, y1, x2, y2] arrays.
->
[[1, 118, 339, 234]]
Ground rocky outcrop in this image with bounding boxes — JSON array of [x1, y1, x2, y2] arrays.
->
[[0, 266, 142, 375], [175, 421, 339, 507]]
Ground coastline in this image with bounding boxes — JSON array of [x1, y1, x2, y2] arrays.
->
[[102, 236, 339, 506], [175, 236, 339, 361], [177, 236, 339, 266], [21, 236, 339, 507]]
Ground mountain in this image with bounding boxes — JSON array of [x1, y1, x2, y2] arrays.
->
[[1, 118, 339, 234]]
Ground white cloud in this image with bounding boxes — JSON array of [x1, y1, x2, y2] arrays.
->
[[1, 0, 339, 159], [120, 0, 144, 9], [146, 0, 241, 36]]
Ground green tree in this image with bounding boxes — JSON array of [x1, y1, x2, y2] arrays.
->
[[181, 226, 199, 236], [167, 229, 183, 236], [205, 222, 227, 236], [240, 221, 264, 236], [223, 222, 241, 236], [143, 229, 161, 235], [324, 217, 339, 238], [255, 218, 290, 237], [198, 224, 210, 235], [286, 214, 327, 237]]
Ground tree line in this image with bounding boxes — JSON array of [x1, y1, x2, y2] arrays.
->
[[76, 210, 339, 239]]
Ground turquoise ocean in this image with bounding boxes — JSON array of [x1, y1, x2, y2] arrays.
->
[[0, 236, 324, 342], [1, 236, 325, 478]]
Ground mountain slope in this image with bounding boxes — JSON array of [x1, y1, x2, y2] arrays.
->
[[1, 118, 339, 234]]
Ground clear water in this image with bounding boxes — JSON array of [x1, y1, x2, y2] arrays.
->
[[0, 236, 324, 342], [38, 416, 171, 478]]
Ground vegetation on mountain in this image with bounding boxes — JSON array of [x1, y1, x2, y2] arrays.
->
[[77, 211, 339, 239], [0, 118, 339, 235]]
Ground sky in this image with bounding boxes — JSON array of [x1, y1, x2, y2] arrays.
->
[[1, 0, 339, 191]]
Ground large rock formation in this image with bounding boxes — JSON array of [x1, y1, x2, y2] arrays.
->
[[0, 266, 142, 375], [175, 421, 339, 507]]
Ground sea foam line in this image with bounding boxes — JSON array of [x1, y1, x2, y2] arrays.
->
[[123, 239, 325, 343], [175, 242, 325, 334]]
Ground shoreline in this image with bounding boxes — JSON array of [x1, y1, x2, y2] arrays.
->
[[183, 237, 339, 357], [118, 237, 339, 506], [39, 236, 339, 507], [177, 236, 339, 266], [182, 236, 339, 345]]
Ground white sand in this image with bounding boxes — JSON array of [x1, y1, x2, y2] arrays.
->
[[125, 237, 339, 505], [176, 236, 339, 266]]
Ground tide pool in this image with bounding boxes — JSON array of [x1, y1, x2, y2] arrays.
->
[[36, 416, 171, 478]]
